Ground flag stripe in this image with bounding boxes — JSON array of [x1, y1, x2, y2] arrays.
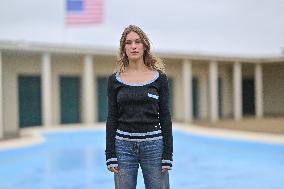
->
[[65, 0, 103, 26]]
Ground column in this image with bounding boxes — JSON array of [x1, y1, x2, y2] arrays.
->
[[199, 73, 208, 120], [83, 55, 95, 124], [255, 63, 263, 118], [233, 61, 242, 120], [182, 59, 192, 122], [0, 51, 3, 138], [209, 60, 219, 122], [42, 53, 53, 126]]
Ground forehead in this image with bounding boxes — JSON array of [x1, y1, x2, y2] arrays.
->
[[126, 31, 141, 40]]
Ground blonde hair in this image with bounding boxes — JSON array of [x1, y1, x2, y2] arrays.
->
[[115, 25, 166, 74]]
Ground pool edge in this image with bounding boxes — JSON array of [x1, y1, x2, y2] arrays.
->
[[1, 122, 284, 151]]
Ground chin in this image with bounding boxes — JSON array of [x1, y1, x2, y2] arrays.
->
[[129, 56, 143, 62]]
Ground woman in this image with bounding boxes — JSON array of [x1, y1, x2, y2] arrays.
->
[[105, 25, 173, 189]]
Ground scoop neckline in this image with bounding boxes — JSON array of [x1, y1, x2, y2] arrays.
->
[[115, 70, 159, 86]]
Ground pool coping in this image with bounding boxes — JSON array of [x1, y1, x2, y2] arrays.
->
[[0, 122, 284, 150], [174, 122, 284, 144]]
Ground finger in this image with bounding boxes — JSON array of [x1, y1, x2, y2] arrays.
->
[[111, 167, 119, 173], [114, 167, 120, 173], [161, 168, 168, 173], [108, 167, 115, 172]]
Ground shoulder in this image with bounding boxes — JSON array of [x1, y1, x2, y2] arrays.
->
[[157, 70, 168, 82], [108, 72, 117, 82], [109, 72, 117, 78], [107, 72, 118, 88]]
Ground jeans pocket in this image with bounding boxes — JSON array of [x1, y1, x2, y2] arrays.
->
[[141, 139, 163, 159], [115, 139, 126, 153]]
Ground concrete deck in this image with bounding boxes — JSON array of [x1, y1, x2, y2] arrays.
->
[[194, 117, 284, 134], [0, 120, 284, 151]]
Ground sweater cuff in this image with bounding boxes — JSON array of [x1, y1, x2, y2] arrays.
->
[[162, 152, 173, 161], [106, 157, 118, 169], [162, 159, 173, 170]]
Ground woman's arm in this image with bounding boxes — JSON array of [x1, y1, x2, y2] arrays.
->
[[159, 73, 173, 170], [105, 74, 119, 169]]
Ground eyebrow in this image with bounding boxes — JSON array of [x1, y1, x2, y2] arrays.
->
[[125, 39, 141, 42]]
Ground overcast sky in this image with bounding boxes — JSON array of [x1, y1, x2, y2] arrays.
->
[[0, 0, 284, 56]]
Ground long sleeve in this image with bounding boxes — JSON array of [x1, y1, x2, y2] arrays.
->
[[105, 74, 119, 168], [158, 73, 173, 169]]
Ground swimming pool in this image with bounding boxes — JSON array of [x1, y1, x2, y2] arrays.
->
[[0, 128, 283, 189]]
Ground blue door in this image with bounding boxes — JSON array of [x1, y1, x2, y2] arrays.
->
[[60, 76, 81, 124], [242, 79, 255, 115], [97, 76, 108, 122], [168, 77, 174, 117], [218, 78, 223, 118], [192, 77, 199, 119], [18, 76, 42, 128]]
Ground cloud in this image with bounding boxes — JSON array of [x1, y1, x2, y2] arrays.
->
[[0, 0, 284, 55]]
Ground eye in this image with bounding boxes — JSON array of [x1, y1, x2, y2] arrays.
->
[[125, 40, 132, 45], [135, 39, 141, 44]]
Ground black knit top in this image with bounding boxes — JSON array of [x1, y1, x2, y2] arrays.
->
[[105, 69, 173, 169]]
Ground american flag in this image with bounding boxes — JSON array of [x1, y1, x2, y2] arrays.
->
[[65, 0, 103, 26]]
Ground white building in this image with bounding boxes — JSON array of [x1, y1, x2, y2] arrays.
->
[[0, 40, 284, 139]]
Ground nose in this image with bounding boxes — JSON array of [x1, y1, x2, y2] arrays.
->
[[130, 41, 137, 48]]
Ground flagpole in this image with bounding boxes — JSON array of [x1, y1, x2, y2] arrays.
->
[[62, 0, 68, 45]]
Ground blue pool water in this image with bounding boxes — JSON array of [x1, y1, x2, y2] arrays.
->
[[0, 128, 284, 189]]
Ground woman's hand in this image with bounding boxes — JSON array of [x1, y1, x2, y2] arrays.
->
[[162, 168, 170, 173], [108, 166, 120, 174]]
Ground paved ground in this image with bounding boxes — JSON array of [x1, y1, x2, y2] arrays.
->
[[1, 118, 284, 150], [194, 117, 284, 135]]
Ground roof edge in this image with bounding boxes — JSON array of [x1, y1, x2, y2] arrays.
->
[[0, 40, 284, 63]]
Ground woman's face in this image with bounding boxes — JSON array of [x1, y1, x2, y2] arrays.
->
[[124, 31, 145, 62]]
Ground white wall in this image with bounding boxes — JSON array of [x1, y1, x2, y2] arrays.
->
[[2, 50, 284, 136], [2, 52, 118, 131], [3, 52, 41, 137], [263, 64, 284, 116], [92, 55, 116, 122], [166, 59, 182, 121], [51, 54, 84, 125], [93, 55, 117, 75], [192, 61, 209, 120], [219, 63, 233, 118]]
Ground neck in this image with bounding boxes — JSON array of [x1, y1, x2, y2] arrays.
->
[[127, 59, 148, 72]]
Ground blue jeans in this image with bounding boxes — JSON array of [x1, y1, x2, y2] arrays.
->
[[114, 139, 170, 189]]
